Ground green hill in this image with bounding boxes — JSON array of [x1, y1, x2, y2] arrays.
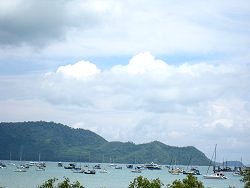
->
[[0, 121, 210, 165]]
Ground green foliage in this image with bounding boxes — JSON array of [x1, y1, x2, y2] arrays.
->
[[0, 121, 210, 165], [37, 177, 84, 188], [37, 178, 58, 188], [128, 176, 163, 188], [241, 168, 250, 188], [169, 174, 204, 188]]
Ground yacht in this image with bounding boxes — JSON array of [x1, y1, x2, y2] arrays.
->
[[203, 172, 228, 179], [144, 162, 161, 170]]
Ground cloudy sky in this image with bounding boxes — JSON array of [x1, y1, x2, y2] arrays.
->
[[0, 0, 250, 163]]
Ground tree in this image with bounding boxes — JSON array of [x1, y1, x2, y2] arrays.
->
[[241, 168, 250, 188], [169, 174, 204, 188], [37, 177, 84, 188], [128, 176, 163, 188]]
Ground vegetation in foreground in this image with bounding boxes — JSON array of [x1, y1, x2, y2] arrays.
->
[[128, 176, 163, 188], [241, 168, 250, 188], [37, 177, 84, 188], [38, 174, 205, 188], [168, 174, 204, 188]]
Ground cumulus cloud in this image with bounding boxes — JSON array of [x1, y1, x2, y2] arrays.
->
[[43, 52, 249, 108], [55, 60, 101, 80], [42, 52, 250, 135], [1, 52, 250, 161]]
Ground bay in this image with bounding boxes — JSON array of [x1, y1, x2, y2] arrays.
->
[[0, 161, 244, 188]]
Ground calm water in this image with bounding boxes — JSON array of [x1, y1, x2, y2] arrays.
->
[[0, 161, 244, 188]]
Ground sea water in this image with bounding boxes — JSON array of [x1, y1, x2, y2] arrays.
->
[[0, 161, 244, 188]]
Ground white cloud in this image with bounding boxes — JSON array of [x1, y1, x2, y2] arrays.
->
[[55, 60, 100, 80], [42, 52, 250, 163], [111, 52, 168, 75]]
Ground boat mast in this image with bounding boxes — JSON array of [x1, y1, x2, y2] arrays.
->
[[206, 144, 217, 174], [213, 144, 217, 173]]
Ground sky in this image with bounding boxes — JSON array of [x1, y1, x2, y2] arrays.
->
[[0, 0, 250, 163]]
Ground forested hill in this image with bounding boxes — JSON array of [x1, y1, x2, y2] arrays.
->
[[0, 121, 210, 165]]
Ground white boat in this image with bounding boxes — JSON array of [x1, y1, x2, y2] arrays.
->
[[203, 173, 228, 179], [36, 166, 45, 171], [72, 168, 84, 173], [131, 169, 142, 173], [115, 166, 122, 169], [203, 144, 228, 180], [233, 171, 242, 176], [84, 169, 96, 174], [99, 169, 108, 173], [169, 168, 182, 175], [144, 162, 161, 170], [15, 168, 27, 172]]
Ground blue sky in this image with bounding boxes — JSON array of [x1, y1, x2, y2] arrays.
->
[[0, 0, 250, 163]]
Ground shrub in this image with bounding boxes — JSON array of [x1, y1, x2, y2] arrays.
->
[[37, 177, 84, 188], [128, 176, 163, 188], [241, 168, 250, 188], [169, 174, 204, 188]]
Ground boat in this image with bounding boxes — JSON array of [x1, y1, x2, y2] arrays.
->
[[64, 163, 76, 169], [109, 164, 117, 167], [183, 167, 201, 175], [203, 172, 228, 179], [144, 162, 161, 170], [84, 169, 96, 174], [72, 168, 85, 173], [93, 164, 101, 169], [0, 162, 6, 168], [58, 162, 63, 167], [203, 144, 228, 180], [131, 168, 142, 173], [126, 164, 133, 169], [115, 166, 122, 169], [168, 159, 182, 175], [15, 167, 27, 172], [99, 169, 108, 173], [36, 166, 45, 171], [233, 171, 242, 177], [169, 168, 181, 175]]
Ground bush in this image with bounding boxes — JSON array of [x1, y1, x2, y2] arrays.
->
[[128, 176, 163, 188], [241, 168, 250, 188], [37, 177, 84, 188], [169, 174, 204, 188]]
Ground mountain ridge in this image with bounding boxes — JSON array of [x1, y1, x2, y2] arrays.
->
[[0, 121, 210, 165]]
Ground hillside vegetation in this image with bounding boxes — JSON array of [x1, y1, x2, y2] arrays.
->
[[0, 121, 210, 165]]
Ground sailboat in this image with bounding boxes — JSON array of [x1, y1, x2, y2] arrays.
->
[[203, 144, 228, 179], [168, 158, 182, 175]]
